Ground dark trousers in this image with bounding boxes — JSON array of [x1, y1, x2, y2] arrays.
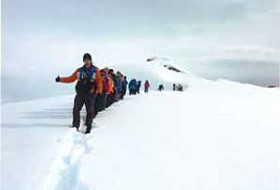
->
[[94, 93, 107, 115], [120, 88, 127, 99], [114, 92, 120, 102], [100, 93, 107, 111], [94, 94, 101, 116], [106, 92, 115, 107], [129, 89, 136, 95], [145, 87, 149, 93], [73, 93, 96, 132], [106, 94, 112, 108]]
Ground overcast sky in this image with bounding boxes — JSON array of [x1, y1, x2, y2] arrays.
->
[[2, 0, 280, 86]]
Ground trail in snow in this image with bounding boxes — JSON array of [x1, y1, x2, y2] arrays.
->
[[40, 129, 93, 190], [39, 111, 102, 190], [38, 95, 148, 190]]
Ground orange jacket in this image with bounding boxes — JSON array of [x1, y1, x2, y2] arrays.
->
[[60, 66, 103, 94], [108, 75, 114, 94]]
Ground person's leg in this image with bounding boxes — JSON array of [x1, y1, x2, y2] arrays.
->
[[85, 94, 96, 133], [123, 88, 127, 97], [120, 91, 124, 99], [111, 92, 116, 104], [94, 94, 100, 116], [98, 93, 104, 111], [115, 92, 119, 102], [108, 93, 113, 106], [106, 94, 110, 108], [101, 93, 107, 110], [72, 94, 85, 129], [98, 93, 103, 111]]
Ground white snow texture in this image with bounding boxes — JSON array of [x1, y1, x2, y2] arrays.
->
[[1, 60, 280, 190]]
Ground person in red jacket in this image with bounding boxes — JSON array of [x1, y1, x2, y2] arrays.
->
[[55, 53, 102, 134], [144, 80, 150, 93]]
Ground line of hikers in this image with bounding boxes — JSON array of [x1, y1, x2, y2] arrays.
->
[[55, 53, 151, 134], [56, 53, 130, 134], [128, 79, 150, 94], [55, 53, 185, 134]]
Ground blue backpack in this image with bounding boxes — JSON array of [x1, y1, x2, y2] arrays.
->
[[78, 65, 96, 80], [76, 65, 97, 94]]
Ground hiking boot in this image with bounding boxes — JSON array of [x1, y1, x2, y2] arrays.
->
[[85, 125, 92, 134]]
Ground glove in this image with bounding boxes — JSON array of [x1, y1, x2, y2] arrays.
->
[[55, 76, 61, 82]]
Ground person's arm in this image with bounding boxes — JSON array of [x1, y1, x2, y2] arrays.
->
[[95, 68, 103, 94], [109, 77, 114, 94], [60, 69, 78, 83]]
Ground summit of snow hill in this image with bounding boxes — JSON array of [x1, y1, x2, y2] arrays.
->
[[146, 56, 191, 74], [111, 57, 202, 91]]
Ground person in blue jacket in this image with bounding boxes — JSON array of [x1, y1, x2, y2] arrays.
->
[[136, 80, 141, 94], [128, 79, 137, 95], [120, 76, 128, 99], [112, 71, 122, 101]]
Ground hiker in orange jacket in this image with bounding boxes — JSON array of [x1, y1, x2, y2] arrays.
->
[[106, 69, 115, 107], [103, 67, 114, 95], [95, 68, 111, 113], [55, 53, 102, 134]]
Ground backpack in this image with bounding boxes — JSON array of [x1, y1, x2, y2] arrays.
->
[[75, 65, 97, 94], [78, 65, 96, 80]]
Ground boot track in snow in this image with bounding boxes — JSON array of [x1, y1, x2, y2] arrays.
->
[[39, 128, 95, 190]]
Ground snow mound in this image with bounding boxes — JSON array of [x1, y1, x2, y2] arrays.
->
[[146, 56, 188, 73], [2, 80, 280, 190], [112, 56, 205, 90]]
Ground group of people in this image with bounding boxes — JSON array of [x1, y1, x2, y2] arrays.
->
[[55, 53, 129, 134], [128, 79, 151, 94], [173, 83, 184, 91], [55, 53, 186, 134]]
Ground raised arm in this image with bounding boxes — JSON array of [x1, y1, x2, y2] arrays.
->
[[60, 69, 79, 83]]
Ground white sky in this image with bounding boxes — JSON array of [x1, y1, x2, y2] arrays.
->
[[2, 0, 280, 85]]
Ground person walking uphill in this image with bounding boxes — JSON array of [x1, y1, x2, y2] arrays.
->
[[120, 76, 128, 99], [144, 80, 150, 93], [55, 53, 102, 134]]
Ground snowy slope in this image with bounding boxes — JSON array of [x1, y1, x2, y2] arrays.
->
[[1, 95, 74, 190], [77, 83, 280, 190], [2, 79, 280, 190], [111, 57, 202, 91]]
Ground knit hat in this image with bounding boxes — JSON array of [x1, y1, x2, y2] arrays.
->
[[83, 53, 92, 62]]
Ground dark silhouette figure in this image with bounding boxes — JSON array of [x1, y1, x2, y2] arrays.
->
[[158, 84, 164, 91]]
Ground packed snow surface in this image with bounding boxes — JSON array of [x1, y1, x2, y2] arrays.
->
[[1, 79, 280, 190]]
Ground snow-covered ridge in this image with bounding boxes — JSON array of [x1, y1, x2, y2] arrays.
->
[[146, 56, 187, 73], [2, 55, 280, 190], [121, 56, 277, 90], [112, 56, 201, 90], [2, 81, 280, 190]]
